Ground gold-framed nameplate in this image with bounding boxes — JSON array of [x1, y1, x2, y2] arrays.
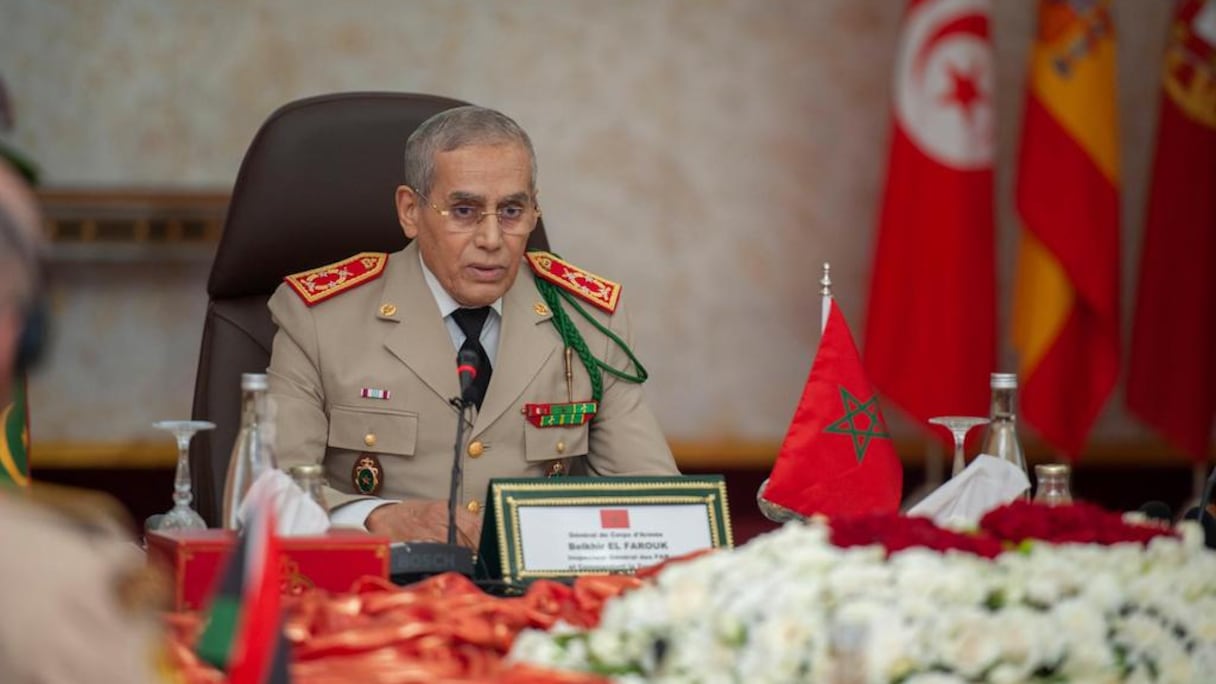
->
[[475, 475, 733, 586]]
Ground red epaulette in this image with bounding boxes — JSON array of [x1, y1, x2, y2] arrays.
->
[[526, 251, 621, 314], [283, 252, 387, 306]]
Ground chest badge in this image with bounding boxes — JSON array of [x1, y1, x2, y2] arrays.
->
[[352, 454, 384, 495]]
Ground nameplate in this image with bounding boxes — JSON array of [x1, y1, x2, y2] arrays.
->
[[475, 475, 732, 586]]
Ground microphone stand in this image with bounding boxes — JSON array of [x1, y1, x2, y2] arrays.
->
[[448, 397, 474, 546], [387, 395, 476, 585]]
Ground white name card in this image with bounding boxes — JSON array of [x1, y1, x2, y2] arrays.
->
[[475, 475, 733, 585], [518, 504, 713, 572]]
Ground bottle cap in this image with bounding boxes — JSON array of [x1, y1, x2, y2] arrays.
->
[[990, 372, 1018, 389], [289, 463, 323, 478], [241, 372, 269, 391], [1035, 463, 1069, 477]]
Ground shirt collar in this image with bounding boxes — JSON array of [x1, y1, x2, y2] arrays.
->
[[417, 249, 504, 318]]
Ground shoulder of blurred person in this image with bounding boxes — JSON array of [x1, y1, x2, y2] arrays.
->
[[0, 162, 165, 683], [0, 486, 168, 684]]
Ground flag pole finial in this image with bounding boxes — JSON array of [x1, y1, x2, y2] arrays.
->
[[820, 262, 833, 334]]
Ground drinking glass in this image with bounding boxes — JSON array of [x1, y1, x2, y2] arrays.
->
[[151, 420, 215, 531], [928, 416, 990, 478]]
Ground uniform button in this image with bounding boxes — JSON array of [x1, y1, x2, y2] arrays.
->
[[467, 440, 485, 458], [364, 433, 377, 447], [466, 500, 481, 514], [556, 440, 566, 454], [379, 303, 397, 317]]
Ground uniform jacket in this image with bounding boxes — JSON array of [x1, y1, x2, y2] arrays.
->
[[267, 242, 678, 513]]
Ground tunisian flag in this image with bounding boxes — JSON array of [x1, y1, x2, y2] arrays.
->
[[1012, 0, 1121, 458], [763, 301, 902, 518], [1127, 0, 1216, 462], [865, 0, 996, 428]]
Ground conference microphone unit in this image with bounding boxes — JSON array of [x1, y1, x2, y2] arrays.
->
[[387, 350, 481, 585]]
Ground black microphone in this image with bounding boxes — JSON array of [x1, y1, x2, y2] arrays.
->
[[385, 353, 479, 584], [1136, 500, 1173, 525], [456, 347, 481, 407]]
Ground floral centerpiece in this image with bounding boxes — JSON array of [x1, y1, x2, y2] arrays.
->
[[510, 502, 1216, 683]]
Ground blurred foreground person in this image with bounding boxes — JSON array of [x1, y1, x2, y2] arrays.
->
[[0, 161, 165, 684]]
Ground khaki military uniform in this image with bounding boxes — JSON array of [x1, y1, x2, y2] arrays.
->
[[267, 243, 678, 514], [0, 489, 162, 684]]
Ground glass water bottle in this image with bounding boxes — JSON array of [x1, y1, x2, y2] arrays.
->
[[221, 372, 278, 529], [979, 373, 1029, 490], [289, 463, 329, 511], [1033, 464, 1073, 506]]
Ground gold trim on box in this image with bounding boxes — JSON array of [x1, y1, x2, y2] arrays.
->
[[507, 494, 726, 580]]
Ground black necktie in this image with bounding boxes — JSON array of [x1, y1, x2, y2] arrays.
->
[[451, 307, 492, 409]]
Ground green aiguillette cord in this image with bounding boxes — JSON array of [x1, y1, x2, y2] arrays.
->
[[533, 274, 648, 404]]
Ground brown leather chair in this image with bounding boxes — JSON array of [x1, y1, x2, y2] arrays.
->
[[189, 92, 550, 527]]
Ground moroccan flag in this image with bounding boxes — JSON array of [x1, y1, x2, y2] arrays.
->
[[0, 376, 30, 487], [1127, 0, 1216, 462], [196, 505, 291, 683], [1012, 0, 1121, 457], [764, 301, 903, 518], [865, 0, 996, 429]]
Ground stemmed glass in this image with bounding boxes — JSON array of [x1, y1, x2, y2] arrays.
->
[[928, 416, 990, 478], [151, 420, 216, 531]]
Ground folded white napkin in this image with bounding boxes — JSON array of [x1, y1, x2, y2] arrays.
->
[[906, 454, 1031, 527], [236, 469, 330, 536]]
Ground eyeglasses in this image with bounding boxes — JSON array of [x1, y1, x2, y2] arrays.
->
[[413, 188, 540, 235]]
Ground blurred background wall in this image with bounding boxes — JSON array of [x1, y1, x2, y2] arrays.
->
[[0, 0, 1204, 523]]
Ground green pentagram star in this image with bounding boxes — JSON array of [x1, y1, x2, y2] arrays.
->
[[824, 387, 891, 462]]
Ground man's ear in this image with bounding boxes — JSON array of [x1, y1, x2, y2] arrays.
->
[[395, 185, 420, 239]]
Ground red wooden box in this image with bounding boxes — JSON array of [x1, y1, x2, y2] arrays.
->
[[147, 529, 390, 611]]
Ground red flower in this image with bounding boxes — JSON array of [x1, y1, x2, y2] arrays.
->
[[979, 501, 1175, 546], [830, 514, 1002, 558]]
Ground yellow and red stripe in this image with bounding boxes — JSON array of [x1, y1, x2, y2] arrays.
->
[[1013, 0, 1120, 458]]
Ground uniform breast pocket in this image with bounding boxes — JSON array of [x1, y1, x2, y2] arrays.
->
[[327, 405, 418, 456], [523, 423, 589, 463]]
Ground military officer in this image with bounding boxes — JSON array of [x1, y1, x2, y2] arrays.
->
[[267, 105, 678, 546], [0, 161, 164, 684]]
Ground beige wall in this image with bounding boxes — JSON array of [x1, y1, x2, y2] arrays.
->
[[0, 0, 1192, 462]]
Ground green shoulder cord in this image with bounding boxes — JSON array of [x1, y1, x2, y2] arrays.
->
[[533, 276, 648, 404]]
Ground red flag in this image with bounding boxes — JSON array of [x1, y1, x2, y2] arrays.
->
[[865, 0, 997, 429], [1012, 0, 1121, 458], [1127, 0, 1216, 462], [197, 503, 291, 683], [764, 301, 903, 518], [599, 509, 630, 529]]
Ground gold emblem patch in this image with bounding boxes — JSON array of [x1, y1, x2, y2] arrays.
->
[[352, 454, 383, 495]]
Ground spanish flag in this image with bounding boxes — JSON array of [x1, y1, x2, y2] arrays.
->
[[1127, 0, 1216, 462], [1012, 0, 1121, 457]]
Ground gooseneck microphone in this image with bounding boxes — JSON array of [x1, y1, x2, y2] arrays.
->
[[386, 351, 479, 584], [449, 348, 481, 545]]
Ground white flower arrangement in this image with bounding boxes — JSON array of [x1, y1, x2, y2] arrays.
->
[[509, 519, 1216, 683]]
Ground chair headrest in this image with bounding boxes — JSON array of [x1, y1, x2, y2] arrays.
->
[[209, 92, 471, 298]]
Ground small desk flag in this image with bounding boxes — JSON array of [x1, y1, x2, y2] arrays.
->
[[764, 302, 903, 518]]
